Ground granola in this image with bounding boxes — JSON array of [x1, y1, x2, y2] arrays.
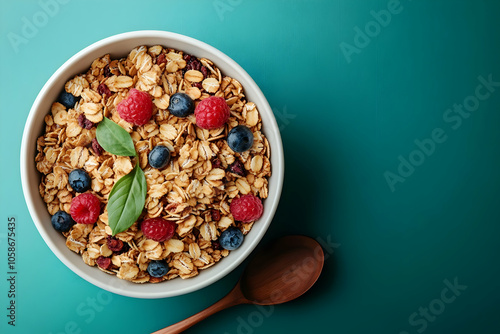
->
[[36, 45, 271, 283]]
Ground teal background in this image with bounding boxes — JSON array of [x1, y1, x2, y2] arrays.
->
[[2, 0, 500, 333]]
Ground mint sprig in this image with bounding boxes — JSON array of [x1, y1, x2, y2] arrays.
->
[[96, 117, 136, 157], [97, 117, 146, 235], [107, 163, 147, 235]]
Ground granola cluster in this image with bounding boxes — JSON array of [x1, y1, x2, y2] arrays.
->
[[35, 45, 271, 283]]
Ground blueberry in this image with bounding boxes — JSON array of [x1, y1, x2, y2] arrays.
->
[[51, 211, 75, 232], [227, 125, 254, 152], [148, 145, 170, 169], [69, 169, 91, 193], [147, 260, 169, 277], [167, 93, 194, 117], [58, 90, 79, 109], [219, 227, 244, 250]]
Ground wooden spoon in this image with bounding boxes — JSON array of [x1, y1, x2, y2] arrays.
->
[[153, 235, 324, 334]]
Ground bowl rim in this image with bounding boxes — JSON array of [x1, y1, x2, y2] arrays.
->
[[20, 30, 284, 298]]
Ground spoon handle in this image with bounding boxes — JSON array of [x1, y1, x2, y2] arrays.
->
[[152, 282, 247, 334]]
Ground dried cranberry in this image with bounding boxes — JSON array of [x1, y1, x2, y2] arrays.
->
[[192, 228, 200, 238], [92, 138, 103, 156], [211, 209, 221, 222], [77, 114, 94, 129], [183, 54, 192, 61], [97, 83, 111, 97], [77, 114, 85, 127], [157, 54, 167, 65], [192, 60, 201, 71], [212, 240, 222, 251], [103, 64, 112, 77], [212, 158, 222, 169], [118, 242, 130, 254], [228, 160, 246, 176], [107, 236, 123, 252], [201, 66, 208, 78], [192, 82, 202, 89], [184, 55, 203, 73], [96, 256, 111, 270]]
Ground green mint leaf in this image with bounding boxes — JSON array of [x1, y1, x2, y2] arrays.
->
[[96, 117, 136, 157], [107, 163, 147, 235]]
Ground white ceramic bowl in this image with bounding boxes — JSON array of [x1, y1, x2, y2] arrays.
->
[[21, 31, 284, 299]]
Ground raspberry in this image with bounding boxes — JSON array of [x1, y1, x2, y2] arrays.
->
[[141, 218, 176, 242], [230, 194, 263, 223], [70, 193, 101, 224], [116, 88, 153, 126], [195, 96, 230, 129]]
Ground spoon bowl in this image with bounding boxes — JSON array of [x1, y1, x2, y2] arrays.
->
[[153, 235, 324, 334], [241, 235, 324, 305]]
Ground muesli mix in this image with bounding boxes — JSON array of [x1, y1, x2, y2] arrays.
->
[[35, 45, 271, 283]]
